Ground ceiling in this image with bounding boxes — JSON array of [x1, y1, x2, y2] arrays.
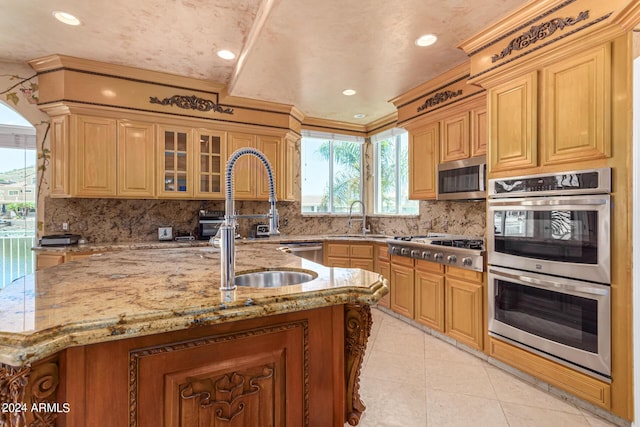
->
[[1, 0, 529, 125]]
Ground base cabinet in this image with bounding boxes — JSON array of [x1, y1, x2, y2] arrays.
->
[[414, 260, 445, 332], [390, 256, 414, 318], [56, 306, 354, 427], [324, 242, 374, 271]]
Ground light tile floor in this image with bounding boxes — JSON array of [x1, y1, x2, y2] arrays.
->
[[353, 308, 619, 427]]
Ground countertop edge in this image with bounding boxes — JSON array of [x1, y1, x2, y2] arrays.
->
[[0, 279, 388, 367]]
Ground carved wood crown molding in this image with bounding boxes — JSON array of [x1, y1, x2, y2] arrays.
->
[[417, 89, 463, 112], [149, 94, 234, 114], [492, 10, 590, 62]]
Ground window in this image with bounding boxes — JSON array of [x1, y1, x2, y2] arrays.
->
[[8, 190, 19, 196], [373, 130, 418, 215], [301, 133, 363, 214]]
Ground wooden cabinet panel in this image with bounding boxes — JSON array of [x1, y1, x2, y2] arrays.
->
[[36, 253, 65, 270], [390, 262, 414, 318], [489, 72, 537, 173], [441, 112, 470, 162], [325, 257, 351, 268], [446, 277, 483, 350], [226, 132, 255, 199], [49, 116, 69, 197], [415, 269, 445, 331], [350, 244, 373, 259], [256, 135, 281, 200], [117, 120, 155, 198], [376, 243, 390, 261], [542, 44, 611, 165], [326, 243, 350, 258], [376, 260, 391, 308], [408, 122, 438, 200], [350, 258, 374, 271], [415, 259, 444, 274], [446, 265, 483, 282], [471, 107, 487, 157], [74, 115, 117, 196], [157, 125, 193, 198], [282, 135, 297, 201], [194, 129, 226, 199]]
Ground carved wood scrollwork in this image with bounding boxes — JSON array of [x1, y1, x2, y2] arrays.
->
[[0, 360, 60, 427], [344, 304, 372, 426], [180, 366, 274, 422], [149, 94, 234, 114]]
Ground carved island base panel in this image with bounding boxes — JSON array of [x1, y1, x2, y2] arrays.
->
[[132, 322, 307, 427]]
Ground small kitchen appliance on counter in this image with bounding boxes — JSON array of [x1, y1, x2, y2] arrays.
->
[[253, 223, 270, 238], [40, 233, 82, 246], [198, 210, 225, 240]]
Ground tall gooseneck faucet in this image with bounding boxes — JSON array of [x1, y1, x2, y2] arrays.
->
[[220, 148, 280, 291]]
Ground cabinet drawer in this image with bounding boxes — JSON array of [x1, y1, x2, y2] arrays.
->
[[415, 259, 444, 274], [325, 243, 350, 257], [376, 243, 390, 261], [325, 257, 351, 268], [446, 266, 483, 283], [350, 244, 373, 259], [390, 254, 414, 267], [36, 253, 65, 270], [350, 258, 374, 271]]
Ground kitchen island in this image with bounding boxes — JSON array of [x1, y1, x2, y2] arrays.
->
[[0, 243, 387, 426]]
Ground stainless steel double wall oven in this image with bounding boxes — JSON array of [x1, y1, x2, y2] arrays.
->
[[487, 168, 612, 380]]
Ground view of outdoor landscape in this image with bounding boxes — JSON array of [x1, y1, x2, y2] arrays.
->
[[0, 103, 37, 288]]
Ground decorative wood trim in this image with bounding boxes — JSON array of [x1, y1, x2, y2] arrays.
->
[[149, 94, 234, 114], [417, 89, 463, 112], [180, 366, 275, 421], [344, 303, 372, 426], [0, 360, 60, 427], [491, 10, 590, 62], [128, 321, 309, 427]]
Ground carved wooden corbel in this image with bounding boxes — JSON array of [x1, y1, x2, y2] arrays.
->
[[344, 303, 372, 426]]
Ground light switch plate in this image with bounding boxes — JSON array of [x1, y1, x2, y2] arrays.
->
[[158, 227, 173, 241]]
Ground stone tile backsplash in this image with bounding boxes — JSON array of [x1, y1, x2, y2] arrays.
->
[[44, 197, 486, 243]]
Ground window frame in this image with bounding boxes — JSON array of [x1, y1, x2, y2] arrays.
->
[[300, 134, 364, 215]]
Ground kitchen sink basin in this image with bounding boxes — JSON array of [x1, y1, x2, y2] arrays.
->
[[235, 269, 317, 288]]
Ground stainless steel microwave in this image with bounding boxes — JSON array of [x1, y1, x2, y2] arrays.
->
[[437, 156, 486, 200]]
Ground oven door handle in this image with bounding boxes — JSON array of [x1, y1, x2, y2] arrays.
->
[[489, 198, 608, 207], [489, 268, 609, 296]]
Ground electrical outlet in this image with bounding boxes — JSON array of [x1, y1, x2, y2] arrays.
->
[[283, 217, 288, 227], [62, 222, 69, 231]]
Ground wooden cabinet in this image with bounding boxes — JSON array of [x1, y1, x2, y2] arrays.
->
[[471, 106, 487, 157], [157, 125, 193, 198], [324, 242, 374, 271], [414, 259, 445, 332], [445, 266, 484, 350], [117, 120, 156, 197], [389, 255, 414, 318], [50, 114, 156, 198], [408, 122, 439, 200], [488, 43, 611, 175], [194, 129, 226, 199], [441, 112, 470, 162], [374, 243, 390, 308], [541, 44, 611, 166], [227, 132, 283, 201], [488, 72, 538, 174], [73, 115, 117, 197], [35, 253, 65, 270]]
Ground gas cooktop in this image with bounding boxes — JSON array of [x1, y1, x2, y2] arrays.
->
[[387, 234, 485, 272]]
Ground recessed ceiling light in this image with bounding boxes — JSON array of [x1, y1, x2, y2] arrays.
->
[[217, 50, 236, 60], [354, 113, 366, 119], [415, 34, 438, 47], [52, 11, 81, 26], [342, 89, 356, 96]]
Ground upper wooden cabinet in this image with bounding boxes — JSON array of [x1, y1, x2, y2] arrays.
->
[[157, 126, 193, 198], [471, 106, 487, 157], [194, 129, 226, 199], [488, 43, 611, 175], [488, 72, 538, 174], [118, 120, 156, 197], [50, 114, 155, 198], [441, 112, 470, 162], [408, 122, 439, 200]]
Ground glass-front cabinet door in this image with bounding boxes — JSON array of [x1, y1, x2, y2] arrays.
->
[[194, 129, 226, 199], [158, 126, 193, 198]]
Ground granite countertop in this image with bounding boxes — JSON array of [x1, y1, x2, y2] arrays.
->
[[1, 242, 387, 367], [32, 233, 393, 253]]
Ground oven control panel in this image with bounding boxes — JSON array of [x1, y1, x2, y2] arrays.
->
[[489, 167, 610, 197]]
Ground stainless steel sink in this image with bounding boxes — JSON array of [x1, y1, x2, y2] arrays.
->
[[235, 269, 317, 288]]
